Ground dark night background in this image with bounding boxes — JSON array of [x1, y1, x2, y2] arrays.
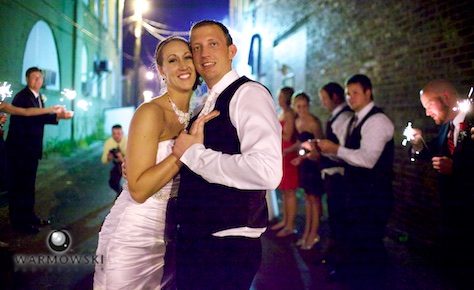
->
[[122, 0, 230, 72]]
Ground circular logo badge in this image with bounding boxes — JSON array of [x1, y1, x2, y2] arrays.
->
[[47, 230, 71, 253]]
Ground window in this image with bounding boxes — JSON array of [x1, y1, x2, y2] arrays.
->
[[103, 0, 108, 28], [81, 46, 90, 96], [22, 20, 60, 91]]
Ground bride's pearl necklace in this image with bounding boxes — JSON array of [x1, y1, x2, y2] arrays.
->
[[168, 95, 190, 128]]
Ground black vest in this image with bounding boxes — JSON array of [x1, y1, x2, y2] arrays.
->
[[344, 106, 394, 193], [176, 77, 268, 238], [321, 105, 352, 169]]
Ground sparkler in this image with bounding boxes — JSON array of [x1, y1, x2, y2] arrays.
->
[[61, 88, 76, 100], [76, 99, 92, 111], [402, 122, 415, 147], [0, 82, 13, 102], [453, 86, 473, 113], [298, 139, 314, 156], [402, 121, 428, 162]]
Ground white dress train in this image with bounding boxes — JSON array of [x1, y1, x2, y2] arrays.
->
[[94, 140, 179, 290]]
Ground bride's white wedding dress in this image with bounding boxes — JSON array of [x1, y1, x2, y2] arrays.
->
[[94, 140, 179, 290]]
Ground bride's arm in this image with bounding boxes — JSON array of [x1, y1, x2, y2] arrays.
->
[[127, 103, 182, 203]]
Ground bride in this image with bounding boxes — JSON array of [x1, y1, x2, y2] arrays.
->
[[93, 36, 217, 289]]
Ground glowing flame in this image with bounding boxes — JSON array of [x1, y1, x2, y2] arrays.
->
[[61, 89, 76, 100], [453, 86, 473, 113], [453, 99, 472, 113], [0, 82, 13, 101], [77, 99, 92, 111], [402, 121, 414, 146]]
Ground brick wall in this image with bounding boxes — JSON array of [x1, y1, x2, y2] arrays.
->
[[241, 0, 474, 246]]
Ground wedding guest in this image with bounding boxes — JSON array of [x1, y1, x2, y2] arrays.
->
[[288, 92, 324, 250], [410, 79, 474, 289], [272, 86, 299, 238], [172, 20, 282, 289], [101, 124, 127, 197], [0, 102, 65, 193], [315, 82, 353, 277], [6, 67, 73, 234], [1, 102, 65, 247], [317, 74, 394, 289]]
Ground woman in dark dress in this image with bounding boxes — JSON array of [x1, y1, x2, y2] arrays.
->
[[289, 92, 324, 250]]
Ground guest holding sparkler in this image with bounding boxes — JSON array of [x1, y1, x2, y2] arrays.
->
[[5, 67, 73, 234], [314, 82, 353, 279], [317, 74, 394, 289], [0, 101, 63, 247], [288, 92, 324, 250], [409, 79, 474, 289], [0, 102, 65, 192]]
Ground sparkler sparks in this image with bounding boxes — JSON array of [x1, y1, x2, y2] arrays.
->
[[402, 121, 429, 161], [61, 89, 76, 100], [76, 99, 92, 111], [402, 122, 415, 146], [0, 82, 13, 101], [453, 86, 473, 113]]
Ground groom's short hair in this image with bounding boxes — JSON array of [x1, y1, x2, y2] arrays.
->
[[190, 20, 233, 46]]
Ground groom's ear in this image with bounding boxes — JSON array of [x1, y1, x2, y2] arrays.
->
[[228, 44, 237, 60]]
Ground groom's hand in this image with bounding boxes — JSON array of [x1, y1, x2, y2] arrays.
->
[[172, 110, 220, 159]]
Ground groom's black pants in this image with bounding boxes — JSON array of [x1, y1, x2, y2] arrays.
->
[[176, 234, 261, 290]]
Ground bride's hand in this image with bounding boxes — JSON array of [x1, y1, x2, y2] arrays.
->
[[121, 157, 128, 179], [188, 110, 220, 136], [172, 110, 220, 159]]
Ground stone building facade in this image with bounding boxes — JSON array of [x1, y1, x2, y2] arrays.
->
[[230, 0, 474, 246]]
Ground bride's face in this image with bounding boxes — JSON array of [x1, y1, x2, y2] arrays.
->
[[159, 41, 197, 92]]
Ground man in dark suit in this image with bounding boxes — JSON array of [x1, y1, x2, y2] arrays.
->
[[411, 79, 474, 289], [6, 67, 73, 234]]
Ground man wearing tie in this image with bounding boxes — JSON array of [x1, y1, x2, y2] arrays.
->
[[315, 82, 353, 279], [410, 79, 474, 289], [6, 67, 72, 234], [317, 74, 394, 289]]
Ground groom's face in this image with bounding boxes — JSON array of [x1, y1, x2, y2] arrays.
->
[[190, 24, 236, 88]]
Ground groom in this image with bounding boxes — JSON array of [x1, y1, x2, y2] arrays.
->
[[172, 20, 282, 289]]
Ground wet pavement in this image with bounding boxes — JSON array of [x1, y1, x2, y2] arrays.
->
[[0, 142, 453, 289]]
